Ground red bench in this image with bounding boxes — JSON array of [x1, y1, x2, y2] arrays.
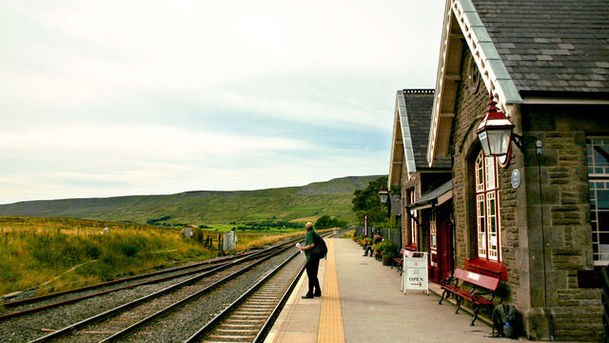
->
[[392, 244, 417, 274], [391, 248, 406, 272], [439, 258, 506, 326]]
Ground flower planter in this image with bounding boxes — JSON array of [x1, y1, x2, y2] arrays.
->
[[382, 254, 393, 266]]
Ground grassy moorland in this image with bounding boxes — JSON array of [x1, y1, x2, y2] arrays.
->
[[0, 217, 302, 297], [0, 175, 379, 225]]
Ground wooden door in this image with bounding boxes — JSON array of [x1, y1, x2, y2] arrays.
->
[[437, 217, 453, 281]]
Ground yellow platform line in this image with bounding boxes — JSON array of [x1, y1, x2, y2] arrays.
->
[[317, 238, 345, 343]]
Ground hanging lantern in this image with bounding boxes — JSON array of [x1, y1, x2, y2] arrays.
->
[[378, 183, 389, 204], [476, 93, 515, 157]]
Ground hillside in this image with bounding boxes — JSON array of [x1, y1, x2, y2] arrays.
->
[[0, 175, 380, 225]]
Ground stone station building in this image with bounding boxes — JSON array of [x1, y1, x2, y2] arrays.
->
[[388, 0, 609, 341]]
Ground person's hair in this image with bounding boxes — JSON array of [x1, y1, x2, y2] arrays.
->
[[305, 222, 313, 231]]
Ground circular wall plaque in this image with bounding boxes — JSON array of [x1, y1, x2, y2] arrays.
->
[[511, 169, 521, 189]]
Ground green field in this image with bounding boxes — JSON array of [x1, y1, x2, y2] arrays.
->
[[0, 175, 379, 226]]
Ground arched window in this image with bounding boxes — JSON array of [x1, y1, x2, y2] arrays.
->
[[474, 150, 501, 261]]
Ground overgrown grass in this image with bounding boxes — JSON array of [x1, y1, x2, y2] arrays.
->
[[0, 217, 302, 297]]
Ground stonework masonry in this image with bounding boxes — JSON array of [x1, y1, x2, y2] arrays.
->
[[448, 49, 605, 341], [521, 104, 606, 341]]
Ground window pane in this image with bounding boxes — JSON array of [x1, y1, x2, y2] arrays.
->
[[588, 137, 609, 263], [599, 190, 609, 209], [595, 148, 609, 166], [599, 211, 609, 229], [601, 232, 609, 245]]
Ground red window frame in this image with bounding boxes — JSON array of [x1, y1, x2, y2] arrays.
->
[[473, 150, 501, 262]]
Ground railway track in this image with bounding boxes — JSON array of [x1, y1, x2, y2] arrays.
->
[[29, 246, 297, 343], [1, 233, 327, 342], [0, 234, 317, 342], [0, 252, 256, 321], [186, 249, 305, 343]]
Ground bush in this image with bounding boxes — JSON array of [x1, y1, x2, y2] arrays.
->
[[120, 244, 139, 257], [378, 240, 398, 257]]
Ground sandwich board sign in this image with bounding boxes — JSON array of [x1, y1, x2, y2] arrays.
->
[[401, 251, 429, 295]]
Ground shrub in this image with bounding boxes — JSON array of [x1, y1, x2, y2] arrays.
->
[[120, 244, 139, 257], [378, 240, 398, 257]]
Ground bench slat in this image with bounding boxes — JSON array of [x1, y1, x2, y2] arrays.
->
[[453, 268, 499, 291]]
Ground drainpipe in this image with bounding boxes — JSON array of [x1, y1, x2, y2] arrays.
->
[[536, 140, 554, 340]]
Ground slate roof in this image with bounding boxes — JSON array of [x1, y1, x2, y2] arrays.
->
[[471, 0, 609, 96], [400, 89, 436, 170]]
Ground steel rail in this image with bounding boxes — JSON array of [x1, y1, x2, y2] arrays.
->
[[2, 252, 248, 308], [98, 242, 297, 342], [2, 236, 304, 321], [26, 239, 297, 343], [253, 258, 306, 342], [0, 259, 236, 321], [184, 233, 332, 343], [183, 249, 302, 343]]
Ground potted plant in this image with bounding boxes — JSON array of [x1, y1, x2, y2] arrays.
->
[[378, 240, 397, 266], [381, 250, 394, 266]]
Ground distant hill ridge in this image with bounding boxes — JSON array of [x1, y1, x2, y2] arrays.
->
[[0, 175, 380, 225]]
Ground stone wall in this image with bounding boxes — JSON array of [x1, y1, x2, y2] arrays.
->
[[520, 104, 606, 341], [449, 47, 605, 340], [400, 167, 420, 248]]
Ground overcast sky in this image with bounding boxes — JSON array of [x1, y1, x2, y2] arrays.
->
[[0, 0, 445, 204]]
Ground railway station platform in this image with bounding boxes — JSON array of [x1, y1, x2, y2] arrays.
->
[[265, 236, 514, 343]]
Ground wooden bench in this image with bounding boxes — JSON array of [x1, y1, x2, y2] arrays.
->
[[391, 248, 406, 272], [438, 268, 500, 325], [392, 244, 417, 274]]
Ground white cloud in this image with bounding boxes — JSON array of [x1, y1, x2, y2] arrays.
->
[[0, 0, 445, 203]]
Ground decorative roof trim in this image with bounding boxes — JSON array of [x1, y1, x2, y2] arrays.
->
[[453, 0, 522, 106], [388, 92, 403, 189], [427, 0, 523, 166], [398, 91, 417, 176]]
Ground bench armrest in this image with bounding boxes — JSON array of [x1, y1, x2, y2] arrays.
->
[[472, 291, 497, 304], [440, 276, 456, 287]]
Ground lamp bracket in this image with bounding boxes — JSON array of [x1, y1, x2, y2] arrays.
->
[[513, 134, 542, 156]]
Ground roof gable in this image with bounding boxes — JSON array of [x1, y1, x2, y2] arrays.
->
[[388, 89, 435, 188], [428, 0, 609, 165]]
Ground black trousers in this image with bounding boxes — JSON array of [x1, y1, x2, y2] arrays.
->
[[305, 256, 321, 296]]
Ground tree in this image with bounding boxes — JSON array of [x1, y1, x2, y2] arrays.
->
[[315, 215, 347, 230], [351, 176, 389, 226]]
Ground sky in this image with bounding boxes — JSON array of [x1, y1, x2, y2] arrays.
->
[[0, 0, 446, 205]]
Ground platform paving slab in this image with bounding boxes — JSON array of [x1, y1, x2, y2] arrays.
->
[[268, 237, 516, 343], [335, 238, 508, 343]]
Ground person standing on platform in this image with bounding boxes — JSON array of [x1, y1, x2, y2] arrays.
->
[[299, 222, 322, 298]]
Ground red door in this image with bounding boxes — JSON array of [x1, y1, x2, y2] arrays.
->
[[437, 218, 453, 281]]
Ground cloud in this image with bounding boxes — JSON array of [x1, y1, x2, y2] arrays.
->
[[0, 0, 445, 203]]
